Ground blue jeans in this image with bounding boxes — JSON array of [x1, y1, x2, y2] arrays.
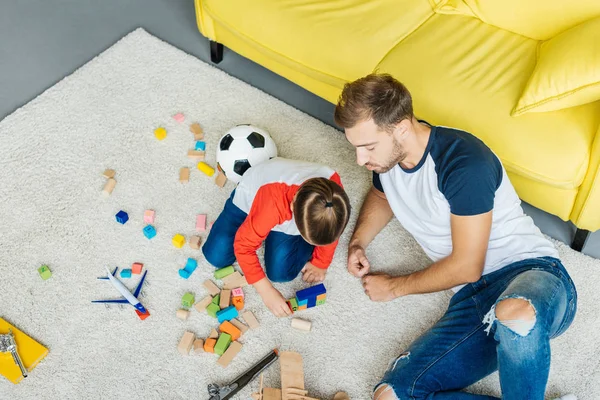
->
[[377, 256, 578, 400], [202, 191, 314, 282]]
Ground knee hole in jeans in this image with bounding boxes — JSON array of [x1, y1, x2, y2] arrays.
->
[[495, 297, 536, 336]]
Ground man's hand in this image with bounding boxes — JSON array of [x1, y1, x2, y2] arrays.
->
[[362, 274, 403, 302], [254, 279, 292, 318], [301, 262, 326, 283], [347, 244, 371, 277]]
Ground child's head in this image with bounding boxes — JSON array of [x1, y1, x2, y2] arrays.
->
[[293, 178, 351, 246]]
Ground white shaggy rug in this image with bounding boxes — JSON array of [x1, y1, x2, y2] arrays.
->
[[0, 29, 599, 400]]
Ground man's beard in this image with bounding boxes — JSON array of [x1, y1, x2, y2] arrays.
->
[[367, 137, 407, 174]]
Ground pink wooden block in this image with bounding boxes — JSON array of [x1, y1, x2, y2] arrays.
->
[[172, 113, 185, 123], [132, 263, 143, 274], [196, 214, 206, 231], [231, 287, 244, 299], [144, 210, 155, 224]]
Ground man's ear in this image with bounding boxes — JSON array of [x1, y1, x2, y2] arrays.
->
[[393, 119, 411, 141]]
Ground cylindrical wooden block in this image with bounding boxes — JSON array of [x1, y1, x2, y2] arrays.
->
[[291, 318, 311, 332], [176, 309, 190, 321], [102, 178, 116, 196]]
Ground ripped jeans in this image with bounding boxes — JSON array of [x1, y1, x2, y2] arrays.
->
[[376, 257, 577, 400]]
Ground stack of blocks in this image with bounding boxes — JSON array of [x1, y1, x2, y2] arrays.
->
[[143, 210, 157, 239], [287, 283, 327, 312]]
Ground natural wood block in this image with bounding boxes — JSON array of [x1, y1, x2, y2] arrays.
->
[[291, 318, 311, 332], [190, 122, 203, 138], [280, 351, 304, 399], [222, 271, 248, 289], [176, 309, 190, 321], [220, 289, 231, 309], [217, 341, 242, 368], [242, 311, 259, 329], [187, 150, 205, 161], [102, 169, 115, 179], [230, 318, 249, 334], [102, 178, 116, 196], [177, 331, 195, 355], [215, 172, 227, 188], [179, 167, 190, 183], [193, 339, 204, 354], [194, 295, 213, 312], [189, 235, 201, 250], [263, 388, 282, 400], [209, 328, 219, 339], [333, 392, 350, 400], [203, 280, 220, 296]]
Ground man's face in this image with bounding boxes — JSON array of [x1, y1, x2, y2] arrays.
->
[[345, 118, 407, 174]]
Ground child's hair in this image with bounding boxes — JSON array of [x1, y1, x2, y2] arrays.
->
[[293, 177, 351, 246]]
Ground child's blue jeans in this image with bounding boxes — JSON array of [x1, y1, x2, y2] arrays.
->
[[376, 256, 578, 400], [202, 190, 314, 282]]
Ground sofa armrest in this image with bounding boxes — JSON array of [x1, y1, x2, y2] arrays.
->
[[571, 119, 600, 231]]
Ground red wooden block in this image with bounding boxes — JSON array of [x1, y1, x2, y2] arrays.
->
[[132, 262, 143, 274]]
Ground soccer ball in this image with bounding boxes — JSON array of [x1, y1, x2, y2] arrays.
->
[[216, 124, 278, 183]]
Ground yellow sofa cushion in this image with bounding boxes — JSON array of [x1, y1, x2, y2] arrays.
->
[[376, 13, 600, 190], [436, 0, 600, 40], [513, 17, 600, 116], [202, 0, 434, 83]]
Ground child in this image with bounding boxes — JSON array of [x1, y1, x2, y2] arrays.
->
[[203, 157, 351, 317]]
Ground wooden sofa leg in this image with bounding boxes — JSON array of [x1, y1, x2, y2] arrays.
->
[[571, 228, 590, 252], [210, 41, 224, 64]]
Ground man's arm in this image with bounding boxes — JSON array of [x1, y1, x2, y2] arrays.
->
[[362, 211, 492, 300], [347, 186, 394, 277]]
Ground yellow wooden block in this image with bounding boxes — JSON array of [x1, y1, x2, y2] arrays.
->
[[172, 234, 185, 248], [197, 162, 215, 177], [154, 127, 167, 140]]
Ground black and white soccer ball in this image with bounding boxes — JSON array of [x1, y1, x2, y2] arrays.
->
[[216, 124, 278, 183]]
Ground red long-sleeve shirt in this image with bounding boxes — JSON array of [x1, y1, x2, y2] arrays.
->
[[232, 158, 342, 284]]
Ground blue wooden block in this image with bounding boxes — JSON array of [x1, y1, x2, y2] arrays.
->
[[115, 210, 129, 224], [184, 258, 197, 272], [143, 225, 156, 239], [297, 298, 308, 307], [296, 283, 326, 301], [217, 306, 238, 323], [178, 269, 191, 279], [195, 141, 206, 151], [120, 269, 132, 278], [307, 296, 317, 308]]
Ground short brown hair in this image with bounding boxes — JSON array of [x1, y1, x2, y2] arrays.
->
[[294, 178, 351, 246], [334, 73, 413, 132]]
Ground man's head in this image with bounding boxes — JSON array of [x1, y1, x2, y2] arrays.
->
[[334, 73, 415, 174], [293, 178, 351, 246]]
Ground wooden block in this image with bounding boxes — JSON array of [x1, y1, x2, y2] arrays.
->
[[220, 289, 231, 309], [173, 113, 185, 123], [190, 122, 203, 138], [189, 235, 201, 250], [231, 287, 244, 298], [193, 339, 204, 354], [232, 296, 244, 310], [263, 388, 282, 400], [204, 338, 216, 353], [132, 262, 143, 274], [286, 388, 308, 396], [217, 341, 242, 368], [333, 392, 350, 400], [251, 394, 261, 400], [209, 328, 219, 339], [154, 127, 167, 140], [144, 209, 155, 224], [214, 333, 232, 355], [179, 167, 190, 183], [196, 214, 207, 231], [230, 318, 249, 334], [177, 331, 195, 355], [215, 172, 227, 188], [280, 351, 304, 399], [197, 161, 215, 177], [176, 309, 190, 321], [102, 169, 115, 179], [187, 150, 205, 161], [102, 178, 116, 196], [194, 295, 213, 312], [291, 318, 311, 332], [203, 280, 220, 296], [219, 320, 241, 341], [242, 311, 259, 329], [222, 271, 248, 289]]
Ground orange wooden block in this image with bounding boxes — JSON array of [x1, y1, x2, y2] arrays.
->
[[298, 305, 307, 310], [219, 321, 241, 341], [204, 338, 216, 353], [317, 293, 326, 301], [132, 262, 143, 274], [232, 296, 244, 311]]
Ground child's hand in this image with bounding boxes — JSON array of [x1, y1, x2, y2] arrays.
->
[[254, 279, 292, 318], [301, 262, 326, 283]]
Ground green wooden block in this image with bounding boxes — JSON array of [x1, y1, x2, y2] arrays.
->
[[214, 333, 232, 355], [288, 298, 298, 311], [214, 266, 235, 280], [212, 294, 220, 305], [38, 265, 52, 280], [182, 292, 195, 308], [207, 303, 220, 318], [316, 298, 326, 306]]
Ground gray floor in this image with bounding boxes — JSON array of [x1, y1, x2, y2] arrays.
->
[[1, 0, 597, 257]]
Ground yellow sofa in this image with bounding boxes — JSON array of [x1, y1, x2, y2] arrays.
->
[[193, 0, 600, 248]]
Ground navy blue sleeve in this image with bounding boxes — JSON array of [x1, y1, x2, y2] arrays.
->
[[432, 129, 503, 216], [373, 172, 384, 192]]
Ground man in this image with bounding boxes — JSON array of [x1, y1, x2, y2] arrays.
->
[[335, 73, 578, 400]]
